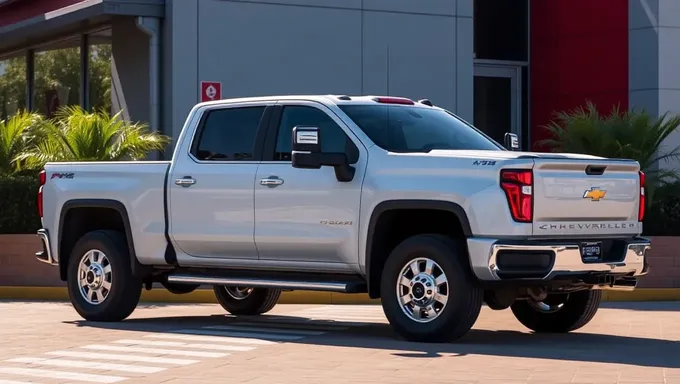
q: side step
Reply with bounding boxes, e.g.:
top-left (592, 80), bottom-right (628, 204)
top-left (166, 271), bottom-right (367, 293)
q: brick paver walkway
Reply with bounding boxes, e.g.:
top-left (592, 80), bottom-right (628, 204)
top-left (0, 301), bottom-right (678, 383)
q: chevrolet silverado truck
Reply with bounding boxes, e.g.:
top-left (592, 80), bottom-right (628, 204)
top-left (35, 95), bottom-right (650, 342)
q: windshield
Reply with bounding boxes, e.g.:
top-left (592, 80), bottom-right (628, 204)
top-left (339, 105), bottom-right (503, 152)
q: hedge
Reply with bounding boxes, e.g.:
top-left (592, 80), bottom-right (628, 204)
top-left (0, 173), bottom-right (41, 234)
top-left (643, 182), bottom-right (680, 236)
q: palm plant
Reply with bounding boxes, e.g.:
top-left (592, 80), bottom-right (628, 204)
top-left (538, 101), bottom-right (680, 203)
top-left (16, 106), bottom-right (170, 169)
top-left (0, 110), bottom-right (46, 174)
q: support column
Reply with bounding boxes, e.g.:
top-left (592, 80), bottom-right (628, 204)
top-left (25, 49), bottom-right (34, 111)
top-left (80, 34), bottom-right (90, 110)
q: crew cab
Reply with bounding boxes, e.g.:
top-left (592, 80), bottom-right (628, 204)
top-left (35, 95), bottom-right (650, 342)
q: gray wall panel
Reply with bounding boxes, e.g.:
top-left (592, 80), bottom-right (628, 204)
top-left (362, 10), bottom-right (458, 111)
top-left (198, 0), bottom-right (363, 98)
top-left (163, 0), bottom-right (473, 142)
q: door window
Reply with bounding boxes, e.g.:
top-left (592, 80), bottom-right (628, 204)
top-left (191, 106), bottom-right (266, 161)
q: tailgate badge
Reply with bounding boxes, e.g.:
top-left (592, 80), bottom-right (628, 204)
top-left (583, 187), bottom-right (607, 201)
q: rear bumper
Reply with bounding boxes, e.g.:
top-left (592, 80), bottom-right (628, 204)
top-left (467, 236), bottom-right (650, 284)
top-left (36, 229), bottom-right (57, 266)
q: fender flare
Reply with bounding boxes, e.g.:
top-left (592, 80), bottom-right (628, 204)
top-left (364, 199), bottom-right (472, 298)
top-left (58, 199), bottom-right (151, 280)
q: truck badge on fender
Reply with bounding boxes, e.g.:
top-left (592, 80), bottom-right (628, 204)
top-left (320, 220), bottom-right (352, 226)
top-left (583, 187), bottom-right (606, 201)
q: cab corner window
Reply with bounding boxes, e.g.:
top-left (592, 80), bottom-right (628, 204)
top-left (192, 106), bottom-right (266, 161)
top-left (274, 105), bottom-right (355, 161)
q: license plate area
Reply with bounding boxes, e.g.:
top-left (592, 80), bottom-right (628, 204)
top-left (580, 241), bottom-right (603, 263)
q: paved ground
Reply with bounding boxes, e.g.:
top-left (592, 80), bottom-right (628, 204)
top-left (0, 301), bottom-right (678, 384)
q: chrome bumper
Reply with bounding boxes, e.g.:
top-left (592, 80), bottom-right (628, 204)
top-left (467, 237), bottom-right (650, 282)
top-left (36, 229), bottom-right (57, 265)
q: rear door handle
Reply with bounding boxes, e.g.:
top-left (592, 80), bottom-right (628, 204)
top-left (259, 176), bottom-right (284, 187)
top-left (175, 176), bottom-right (196, 187)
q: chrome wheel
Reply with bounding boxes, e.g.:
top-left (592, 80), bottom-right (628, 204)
top-left (225, 287), bottom-right (254, 300)
top-left (397, 257), bottom-right (449, 323)
top-left (77, 249), bottom-right (112, 305)
top-left (528, 294), bottom-right (568, 313)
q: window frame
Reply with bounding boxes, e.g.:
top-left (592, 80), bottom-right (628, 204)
top-left (188, 103), bottom-right (274, 164)
top-left (261, 102), bottom-right (361, 163)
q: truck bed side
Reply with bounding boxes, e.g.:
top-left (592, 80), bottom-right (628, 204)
top-left (42, 161), bottom-right (171, 266)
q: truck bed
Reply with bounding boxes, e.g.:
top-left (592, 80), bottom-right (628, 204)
top-left (42, 161), bottom-right (171, 265)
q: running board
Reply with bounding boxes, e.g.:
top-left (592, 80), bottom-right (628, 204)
top-left (166, 273), bottom-right (367, 293)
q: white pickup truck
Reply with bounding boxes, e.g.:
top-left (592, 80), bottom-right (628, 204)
top-left (36, 95), bottom-right (650, 342)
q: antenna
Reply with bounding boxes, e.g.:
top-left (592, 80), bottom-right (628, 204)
top-left (386, 45), bottom-right (390, 96)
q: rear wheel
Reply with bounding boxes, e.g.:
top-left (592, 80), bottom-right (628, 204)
top-left (510, 289), bottom-right (602, 333)
top-left (380, 234), bottom-right (483, 343)
top-left (66, 230), bottom-right (142, 322)
top-left (213, 286), bottom-right (281, 315)
top-left (162, 282), bottom-right (200, 295)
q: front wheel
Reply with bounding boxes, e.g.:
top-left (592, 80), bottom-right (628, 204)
top-left (380, 234), bottom-right (483, 343)
top-left (213, 286), bottom-right (281, 315)
top-left (510, 289), bottom-right (602, 333)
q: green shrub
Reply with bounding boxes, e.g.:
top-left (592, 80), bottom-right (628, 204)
top-left (643, 181), bottom-right (680, 236)
top-left (539, 102), bottom-right (680, 207)
top-left (0, 173), bottom-right (41, 234)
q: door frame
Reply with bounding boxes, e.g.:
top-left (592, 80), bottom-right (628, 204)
top-left (473, 61), bottom-right (523, 143)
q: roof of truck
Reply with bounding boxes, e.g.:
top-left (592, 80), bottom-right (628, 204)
top-left (196, 95), bottom-right (438, 109)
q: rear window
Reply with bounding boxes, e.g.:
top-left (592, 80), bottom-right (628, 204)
top-left (339, 105), bottom-right (503, 152)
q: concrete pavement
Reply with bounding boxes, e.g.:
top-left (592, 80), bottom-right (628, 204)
top-left (0, 301), bottom-right (678, 383)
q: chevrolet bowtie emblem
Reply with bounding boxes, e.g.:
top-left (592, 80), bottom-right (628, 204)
top-left (583, 187), bottom-right (607, 201)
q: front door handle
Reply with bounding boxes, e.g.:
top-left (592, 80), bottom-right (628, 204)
top-left (175, 176), bottom-right (196, 187)
top-left (259, 176), bottom-right (284, 187)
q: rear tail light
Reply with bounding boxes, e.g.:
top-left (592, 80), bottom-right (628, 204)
top-left (638, 171), bottom-right (645, 221)
top-left (38, 170), bottom-right (46, 218)
top-left (500, 169), bottom-right (533, 223)
top-left (372, 97), bottom-right (414, 105)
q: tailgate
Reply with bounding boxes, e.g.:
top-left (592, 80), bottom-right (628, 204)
top-left (532, 158), bottom-right (641, 237)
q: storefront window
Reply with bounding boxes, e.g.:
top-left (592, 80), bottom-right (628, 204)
top-left (0, 54), bottom-right (27, 120)
top-left (33, 43), bottom-right (81, 118)
top-left (88, 29), bottom-right (112, 114)
top-left (474, 0), bottom-right (529, 62)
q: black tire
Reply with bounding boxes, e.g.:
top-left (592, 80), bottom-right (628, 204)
top-left (510, 289), bottom-right (602, 333)
top-left (484, 290), bottom-right (515, 311)
top-left (380, 234), bottom-right (483, 343)
top-left (213, 286), bottom-right (281, 315)
top-left (162, 282), bottom-right (200, 295)
top-left (66, 230), bottom-right (142, 322)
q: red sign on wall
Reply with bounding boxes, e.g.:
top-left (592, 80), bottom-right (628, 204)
top-left (200, 81), bottom-right (222, 102)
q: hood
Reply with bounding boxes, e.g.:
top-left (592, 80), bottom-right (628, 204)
top-left (390, 149), bottom-right (609, 161)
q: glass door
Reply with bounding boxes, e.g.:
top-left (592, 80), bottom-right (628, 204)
top-left (473, 63), bottom-right (522, 146)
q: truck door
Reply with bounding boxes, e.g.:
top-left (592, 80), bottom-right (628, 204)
top-left (254, 101), bottom-right (367, 269)
top-left (168, 103), bottom-right (271, 260)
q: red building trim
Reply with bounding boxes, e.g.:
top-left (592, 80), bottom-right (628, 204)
top-left (0, 0), bottom-right (84, 28)
top-left (529, 0), bottom-right (629, 151)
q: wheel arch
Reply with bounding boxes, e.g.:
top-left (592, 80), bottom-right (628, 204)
top-left (58, 199), bottom-right (150, 281)
top-left (364, 199), bottom-right (472, 299)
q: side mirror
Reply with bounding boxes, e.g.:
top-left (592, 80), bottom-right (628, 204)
top-left (291, 126), bottom-right (355, 182)
top-left (292, 126), bottom-right (321, 153)
top-left (504, 133), bottom-right (520, 151)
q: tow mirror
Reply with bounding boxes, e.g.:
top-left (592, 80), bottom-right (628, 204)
top-left (504, 133), bottom-right (520, 151)
top-left (291, 126), bottom-right (355, 182)
top-left (292, 126), bottom-right (321, 153)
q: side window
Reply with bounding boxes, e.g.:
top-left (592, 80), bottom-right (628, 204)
top-left (274, 106), bottom-right (354, 161)
top-left (192, 106), bottom-right (266, 161)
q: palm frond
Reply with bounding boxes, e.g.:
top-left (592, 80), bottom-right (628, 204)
top-left (16, 106), bottom-right (170, 169)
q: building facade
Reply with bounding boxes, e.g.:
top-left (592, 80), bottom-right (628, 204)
top-left (0, 0), bottom-right (674, 159)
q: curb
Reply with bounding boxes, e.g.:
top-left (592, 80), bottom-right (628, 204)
top-left (0, 286), bottom-right (679, 303)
